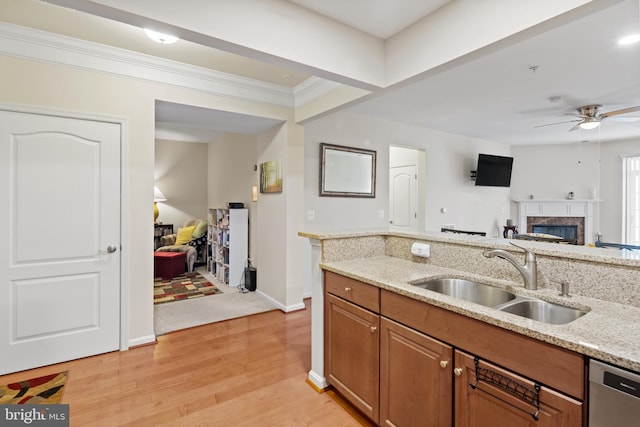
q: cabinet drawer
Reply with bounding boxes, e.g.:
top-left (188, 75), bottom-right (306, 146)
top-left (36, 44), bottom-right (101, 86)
top-left (324, 270), bottom-right (380, 313)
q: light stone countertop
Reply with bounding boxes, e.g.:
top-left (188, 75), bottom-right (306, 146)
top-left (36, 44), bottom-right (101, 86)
top-left (301, 228), bottom-right (640, 267)
top-left (321, 255), bottom-right (640, 373)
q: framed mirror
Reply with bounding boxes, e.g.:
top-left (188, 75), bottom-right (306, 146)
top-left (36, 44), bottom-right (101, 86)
top-left (320, 143), bottom-right (376, 197)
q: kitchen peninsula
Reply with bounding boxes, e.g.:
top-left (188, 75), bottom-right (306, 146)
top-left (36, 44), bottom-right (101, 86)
top-left (300, 229), bottom-right (640, 425)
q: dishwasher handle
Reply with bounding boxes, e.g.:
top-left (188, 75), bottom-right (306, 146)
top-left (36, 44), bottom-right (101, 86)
top-left (590, 359), bottom-right (640, 400)
top-left (603, 371), bottom-right (640, 399)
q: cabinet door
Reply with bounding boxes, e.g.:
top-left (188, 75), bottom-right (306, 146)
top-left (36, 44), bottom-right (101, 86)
top-left (454, 350), bottom-right (582, 427)
top-left (325, 292), bottom-right (380, 424)
top-left (380, 317), bottom-right (453, 427)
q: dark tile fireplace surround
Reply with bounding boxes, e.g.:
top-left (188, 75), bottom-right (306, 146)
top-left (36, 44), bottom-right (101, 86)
top-left (526, 216), bottom-right (585, 245)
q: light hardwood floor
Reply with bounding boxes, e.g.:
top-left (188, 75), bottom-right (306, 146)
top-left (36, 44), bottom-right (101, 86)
top-left (0, 300), bottom-right (374, 426)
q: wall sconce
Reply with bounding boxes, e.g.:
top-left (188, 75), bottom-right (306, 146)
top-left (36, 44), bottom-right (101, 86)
top-left (252, 185), bottom-right (258, 202)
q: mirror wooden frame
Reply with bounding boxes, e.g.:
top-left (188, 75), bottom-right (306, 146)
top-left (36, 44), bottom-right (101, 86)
top-left (319, 143), bottom-right (376, 198)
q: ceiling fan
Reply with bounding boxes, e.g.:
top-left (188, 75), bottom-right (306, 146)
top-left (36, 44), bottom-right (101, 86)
top-left (535, 104), bottom-right (640, 131)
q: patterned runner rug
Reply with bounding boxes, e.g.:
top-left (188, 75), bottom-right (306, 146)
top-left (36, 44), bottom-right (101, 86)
top-left (0, 371), bottom-right (68, 404)
top-left (154, 272), bottom-right (223, 305)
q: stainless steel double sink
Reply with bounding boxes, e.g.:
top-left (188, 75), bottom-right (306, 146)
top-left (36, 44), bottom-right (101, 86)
top-left (412, 278), bottom-right (588, 325)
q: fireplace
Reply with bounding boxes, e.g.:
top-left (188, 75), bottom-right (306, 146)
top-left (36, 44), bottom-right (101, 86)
top-left (516, 199), bottom-right (596, 245)
top-left (532, 224), bottom-right (578, 243)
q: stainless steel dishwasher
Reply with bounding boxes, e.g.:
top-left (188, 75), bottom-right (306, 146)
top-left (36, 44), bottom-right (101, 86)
top-left (589, 359), bottom-right (640, 426)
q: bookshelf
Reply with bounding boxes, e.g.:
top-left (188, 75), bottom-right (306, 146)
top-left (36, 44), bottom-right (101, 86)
top-left (207, 208), bottom-right (248, 286)
top-left (154, 224), bottom-right (173, 249)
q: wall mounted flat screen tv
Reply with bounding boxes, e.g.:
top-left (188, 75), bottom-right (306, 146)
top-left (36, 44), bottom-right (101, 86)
top-left (475, 154), bottom-right (513, 187)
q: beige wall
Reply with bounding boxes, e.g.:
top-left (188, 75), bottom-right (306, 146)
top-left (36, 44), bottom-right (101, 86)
top-left (207, 132), bottom-right (259, 259)
top-left (155, 139), bottom-right (208, 228)
top-left (256, 124), bottom-right (306, 310)
top-left (0, 53), bottom-right (300, 345)
top-left (207, 133), bottom-right (257, 209)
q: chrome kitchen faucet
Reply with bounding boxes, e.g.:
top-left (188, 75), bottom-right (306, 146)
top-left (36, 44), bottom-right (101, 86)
top-left (483, 242), bottom-right (538, 290)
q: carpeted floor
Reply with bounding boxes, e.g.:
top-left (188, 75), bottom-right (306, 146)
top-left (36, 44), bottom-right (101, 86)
top-left (154, 272), bottom-right (223, 305)
top-left (0, 371), bottom-right (68, 404)
top-left (154, 267), bottom-right (278, 336)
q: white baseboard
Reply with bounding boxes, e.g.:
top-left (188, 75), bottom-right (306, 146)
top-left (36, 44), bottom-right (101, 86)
top-left (308, 370), bottom-right (327, 390)
top-left (128, 334), bottom-right (156, 348)
top-left (256, 290), bottom-right (306, 312)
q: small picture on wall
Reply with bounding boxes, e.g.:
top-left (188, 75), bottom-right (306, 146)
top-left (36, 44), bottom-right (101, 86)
top-left (260, 160), bottom-right (283, 193)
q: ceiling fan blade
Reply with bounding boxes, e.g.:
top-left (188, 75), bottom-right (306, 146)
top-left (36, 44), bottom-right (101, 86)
top-left (601, 106), bottom-right (640, 118)
top-left (569, 123), bottom-right (581, 132)
top-left (607, 116), bottom-right (640, 122)
top-left (534, 119), bottom-right (581, 128)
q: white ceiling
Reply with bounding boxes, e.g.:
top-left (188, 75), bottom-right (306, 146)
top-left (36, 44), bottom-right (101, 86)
top-left (349, 0), bottom-right (640, 145)
top-left (155, 101), bottom-right (284, 142)
top-left (287, 0), bottom-right (451, 39)
top-left (6, 0), bottom-right (640, 145)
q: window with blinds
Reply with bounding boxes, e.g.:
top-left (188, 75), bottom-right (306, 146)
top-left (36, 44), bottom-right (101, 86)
top-left (623, 155), bottom-right (640, 245)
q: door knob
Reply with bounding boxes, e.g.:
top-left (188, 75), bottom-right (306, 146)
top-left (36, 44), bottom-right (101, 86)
top-left (454, 368), bottom-right (463, 376)
top-left (370, 326), bottom-right (377, 333)
top-left (440, 360), bottom-right (449, 368)
top-left (98, 245), bottom-right (118, 254)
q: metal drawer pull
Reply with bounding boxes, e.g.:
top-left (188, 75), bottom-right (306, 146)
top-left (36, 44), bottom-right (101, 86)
top-left (370, 326), bottom-right (377, 333)
top-left (344, 287), bottom-right (352, 293)
top-left (440, 360), bottom-right (448, 368)
top-left (469, 356), bottom-right (541, 421)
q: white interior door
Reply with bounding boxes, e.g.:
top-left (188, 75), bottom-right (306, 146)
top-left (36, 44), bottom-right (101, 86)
top-left (0, 109), bottom-right (121, 375)
top-left (389, 165), bottom-right (417, 230)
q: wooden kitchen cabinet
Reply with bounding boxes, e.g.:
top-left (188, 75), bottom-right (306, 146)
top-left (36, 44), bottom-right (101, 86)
top-left (324, 272), bottom-right (585, 427)
top-left (380, 317), bottom-right (453, 427)
top-left (325, 291), bottom-right (380, 423)
top-left (454, 350), bottom-right (582, 427)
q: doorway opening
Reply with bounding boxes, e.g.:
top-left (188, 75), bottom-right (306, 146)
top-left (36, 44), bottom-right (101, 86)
top-left (389, 146), bottom-right (426, 232)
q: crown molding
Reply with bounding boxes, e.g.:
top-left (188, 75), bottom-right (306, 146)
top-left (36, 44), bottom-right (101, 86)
top-left (293, 76), bottom-right (342, 107)
top-left (0, 22), bottom-right (343, 109)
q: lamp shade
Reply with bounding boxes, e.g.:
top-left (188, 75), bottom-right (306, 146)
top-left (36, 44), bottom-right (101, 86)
top-left (154, 186), bottom-right (167, 202)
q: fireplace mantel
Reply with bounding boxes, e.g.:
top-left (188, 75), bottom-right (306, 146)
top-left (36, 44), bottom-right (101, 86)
top-left (513, 199), bottom-right (597, 245)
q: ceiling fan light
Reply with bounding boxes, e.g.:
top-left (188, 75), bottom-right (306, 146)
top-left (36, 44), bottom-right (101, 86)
top-left (144, 29), bottom-right (178, 44)
top-left (579, 120), bottom-right (600, 130)
top-left (618, 34), bottom-right (640, 45)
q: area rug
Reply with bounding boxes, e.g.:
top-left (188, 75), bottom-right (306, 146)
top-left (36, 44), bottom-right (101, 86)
top-left (154, 272), bottom-right (223, 305)
top-left (0, 371), bottom-right (68, 404)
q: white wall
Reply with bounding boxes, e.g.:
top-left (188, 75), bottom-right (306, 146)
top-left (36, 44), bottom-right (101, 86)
top-left (510, 142), bottom-right (601, 239)
top-left (511, 142), bottom-right (600, 201)
top-left (303, 111), bottom-right (512, 236)
top-left (511, 138), bottom-right (640, 243)
top-left (154, 139), bottom-right (209, 228)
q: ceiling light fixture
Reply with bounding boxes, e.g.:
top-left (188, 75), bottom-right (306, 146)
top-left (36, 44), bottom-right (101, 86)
top-left (579, 118), bottom-right (600, 130)
top-left (144, 29), bottom-right (178, 44)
